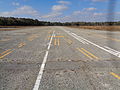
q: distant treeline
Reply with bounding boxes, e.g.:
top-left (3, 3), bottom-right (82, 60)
top-left (0, 17), bottom-right (60, 26)
top-left (0, 17), bottom-right (120, 26)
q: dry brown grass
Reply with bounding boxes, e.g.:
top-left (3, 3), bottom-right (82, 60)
top-left (70, 26), bottom-right (120, 31)
top-left (0, 28), bottom-right (21, 31)
top-left (0, 26), bottom-right (42, 31)
top-left (0, 26), bottom-right (24, 28)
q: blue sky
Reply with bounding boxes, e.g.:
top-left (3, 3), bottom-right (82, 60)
top-left (0, 0), bottom-right (120, 22)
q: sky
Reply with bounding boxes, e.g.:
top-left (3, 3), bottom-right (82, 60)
top-left (0, 0), bottom-right (120, 22)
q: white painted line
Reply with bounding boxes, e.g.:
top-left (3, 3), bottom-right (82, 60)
top-left (64, 30), bottom-right (89, 44)
top-left (104, 46), bottom-right (120, 56)
top-left (61, 27), bottom-right (120, 58)
top-left (33, 31), bottom-right (55, 90)
top-left (71, 33), bottom-right (87, 44)
top-left (104, 46), bottom-right (120, 54)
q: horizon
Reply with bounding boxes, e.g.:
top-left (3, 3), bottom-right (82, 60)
top-left (0, 0), bottom-right (120, 22)
top-left (1, 16), bottom-right (120, 23)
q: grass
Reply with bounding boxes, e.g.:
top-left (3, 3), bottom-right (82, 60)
top-left (1, 26), bottom-right (120, 31)
top-left (0, 26), bottom-right (42, 31)
top-left (70, 26), bottom-right (120, 31)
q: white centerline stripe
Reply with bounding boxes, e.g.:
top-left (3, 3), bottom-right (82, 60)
top-left (33, 31), bottom-right (55, 90)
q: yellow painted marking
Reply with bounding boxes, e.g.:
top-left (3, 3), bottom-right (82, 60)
top-left (19, 43), bottom-right (22, 47)
top-left (18, 42), bottom-right (26, 48)
top-left (54, 39), bottom-right (57, 45)
top-left (68, 39), bottom-right (72, 44)
top-left (56, 36), bottom-right (64, 37)
top-left (46, 35), bottom-right (50, 40)
top-left (27, 34), bottom-right (39, 41)
top-left (49, 36), bottom-right (64, 38)
top-left (81, 48), bottom-right (99, 59)
top-left (110, 38), bottom-right (120, 42)
top-left (0, 49), bottom-right (12, 55)
top-left (77, 48), bottom-right (93, 59)
top-left (48, 31), bottom-right (50, 33)
top-left (65, 38), bottom-right (72, 45)
top-left (110, 72), bottom-right (120, 80)
top-left (100, 35), bottom-right (120, 42)
top-left (29, 39), bottom-right (34, 41)
top-left (0, 50), bottom-right (14, 59)
top-left (58, 38), bottom-right (60, 46)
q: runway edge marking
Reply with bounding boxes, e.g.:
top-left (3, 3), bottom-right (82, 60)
top-left (33, 31), bottom-right (55, 90)
top-left (61, 27), bottom-right (120, 58)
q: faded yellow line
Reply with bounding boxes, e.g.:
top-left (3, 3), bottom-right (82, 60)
top-left (77, 48), bottom-right (93, 59)
top-left (46, 33), bottom-right (52, 40)
top-left (58, 38), bottom-right (60, 46)
top-left (100, 35), bottom-right (120, 42)
top-left (48, 31), bottom-right (51, 33)
top-left (64, 38), bottom-right (72, 45)
top-left (0, 49), bottom-right (12, 55)
top-left (0, 50), bottom-right (14, 59)
top-left (47, 35), bottom-right (51, 40)
top-left (49, 36), bottom-right (64, 38)
top-left (55, 36), bottom-right (64, 37)
top-left (18, 43), bottom-right (22, 47)
top-left (110, 38), bottom-right (120, 42)
top-left (110, 72), bottom-right (120, 80)
top-left (67, 39), bottom-right (72, 44)
top-left (81, 48), bottom-right (99, 59)
top-left (18, 42), bottom-right (26, 48)
top-left (29, 38), bottom-right (34, 41)
top-left (48, 31), bottom-right (52, 34)
top-left (27, 34), bottom-right (39, 41)
top-left (54, 38), bottom-right (57, 45)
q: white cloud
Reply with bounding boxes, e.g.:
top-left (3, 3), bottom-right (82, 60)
top-left (93, 12), bottom-right (120, 17)
top-left (58, 1), bottom-right (71, 5)
top-left (93, 12), bottom-right (105, 16)
top-left (84, 7), bottom-right (97, 11)
top-left (72, 7), bottom-right (96, 16)
top-left (41, 12), bottom-right (62, 18)
top-left (57, 10), bottom-right (108, 22)
top-left (92, 0), bottom-right (107, 2)
top-left (12, 2), bottom-right (20, 6)
top-left (40, 10), bottom-right (120, 22)
top-left (116, 12), bottom-right (120, 15)
top-left (0, 5), bottom-right (39, 17)
top-left (41, 4), bottom-right (68, 19)
top-left (73, 11), bottom-right (82, 15)
top-left (52, 5), bottom-right (68, 12)
top-left (40, 0), bottom-right (70, 20)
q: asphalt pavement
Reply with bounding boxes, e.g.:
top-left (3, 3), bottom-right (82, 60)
top-left (0, 26), bottom-right (120, 90)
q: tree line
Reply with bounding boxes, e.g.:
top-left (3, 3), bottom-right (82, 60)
top-left (0, 17), bottom-right (120, 26)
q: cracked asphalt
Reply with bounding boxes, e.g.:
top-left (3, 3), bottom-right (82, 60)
top-left (0, 26), bottom-right (120, 90)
